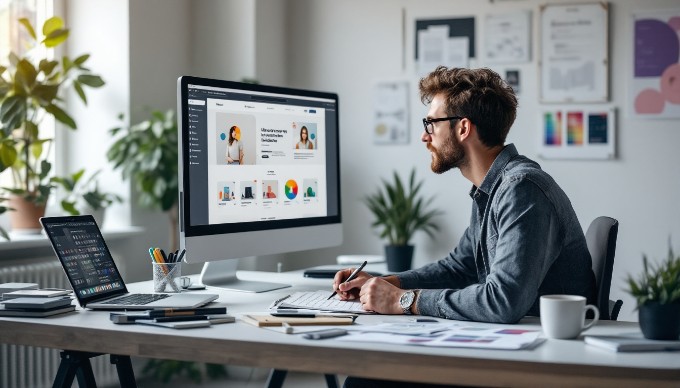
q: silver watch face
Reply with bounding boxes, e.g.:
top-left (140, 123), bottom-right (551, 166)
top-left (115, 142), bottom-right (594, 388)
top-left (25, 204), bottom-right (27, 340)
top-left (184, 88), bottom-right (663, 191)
top-left (400, 291), bottom-right (415, 309)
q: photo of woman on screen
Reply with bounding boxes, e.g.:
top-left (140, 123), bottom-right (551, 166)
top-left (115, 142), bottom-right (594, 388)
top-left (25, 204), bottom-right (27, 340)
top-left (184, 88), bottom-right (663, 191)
top-left (295, 126), bottom-right (314, 150)
top-left (226, 125), bottom-right (244, 164)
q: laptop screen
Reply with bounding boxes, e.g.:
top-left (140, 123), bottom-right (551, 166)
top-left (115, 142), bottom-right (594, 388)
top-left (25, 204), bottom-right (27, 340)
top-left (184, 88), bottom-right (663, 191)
top-left (41, 215), bottom-right (128, 305)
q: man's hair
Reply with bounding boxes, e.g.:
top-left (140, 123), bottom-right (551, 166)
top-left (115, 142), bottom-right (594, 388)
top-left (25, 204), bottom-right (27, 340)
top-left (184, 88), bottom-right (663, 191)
top-left (419, 67), bottom-right (518, 147)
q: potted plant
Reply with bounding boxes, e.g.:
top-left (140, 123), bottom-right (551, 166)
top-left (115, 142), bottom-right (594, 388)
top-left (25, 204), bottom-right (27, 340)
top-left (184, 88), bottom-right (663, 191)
top-left (107, 110), bottom-right (179, 249)
top-left (364, 168), bottom-right (441, 272)
top-left (0, 16), bottom-right (104, 233)
top-left (52, 169), bottom-right (122, 226)
top-left (627, 244), bottom-right (680, 340)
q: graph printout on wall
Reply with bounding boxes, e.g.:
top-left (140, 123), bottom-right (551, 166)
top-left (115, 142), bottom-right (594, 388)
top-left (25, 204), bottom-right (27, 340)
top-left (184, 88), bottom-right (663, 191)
top-left (630, 10), bottom-right (680, 119)
top-left (538, 107), bottom-right (616, 160)
top-left (539, 2), bottom-right (609, 103)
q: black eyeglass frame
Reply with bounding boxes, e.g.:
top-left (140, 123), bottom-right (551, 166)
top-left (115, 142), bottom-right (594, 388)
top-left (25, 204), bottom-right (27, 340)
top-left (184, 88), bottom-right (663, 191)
top-left (422, 116), bottom-right (463, 134)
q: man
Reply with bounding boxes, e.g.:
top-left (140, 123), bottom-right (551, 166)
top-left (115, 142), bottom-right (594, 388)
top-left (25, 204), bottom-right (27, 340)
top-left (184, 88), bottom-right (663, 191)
top-left (333, 67), bottom-right (595, 324)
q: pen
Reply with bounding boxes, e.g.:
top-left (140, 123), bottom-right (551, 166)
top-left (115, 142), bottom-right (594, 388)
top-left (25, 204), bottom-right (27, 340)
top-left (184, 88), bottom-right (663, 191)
top-left (149, 248), bottom-right (157, 263)
top-left (153, 248), bottom-right (165, 263)
top-left (303, 328), bottom-right (348, 340)
top-left (282, 322), bottom-right (294, 334)
top-left (327, 260), bottom-right (368, 300)
top-left (177, 249), bottom-right (186, 263)
top-left (154, 315), bottom-right (209, 323)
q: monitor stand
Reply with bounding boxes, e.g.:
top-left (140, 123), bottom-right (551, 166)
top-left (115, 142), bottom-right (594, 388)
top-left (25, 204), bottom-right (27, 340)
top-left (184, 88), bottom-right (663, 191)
top-left (198, 260), bottom-right (290, 293)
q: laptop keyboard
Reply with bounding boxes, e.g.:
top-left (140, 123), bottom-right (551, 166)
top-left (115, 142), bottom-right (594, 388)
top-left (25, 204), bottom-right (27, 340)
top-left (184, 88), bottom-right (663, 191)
top-left (100, 293), bottom-right (171, 305)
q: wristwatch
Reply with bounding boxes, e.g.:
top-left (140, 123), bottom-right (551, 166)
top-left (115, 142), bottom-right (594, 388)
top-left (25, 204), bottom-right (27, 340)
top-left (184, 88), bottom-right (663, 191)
top-left (399, 290), bottom-right (416, 315)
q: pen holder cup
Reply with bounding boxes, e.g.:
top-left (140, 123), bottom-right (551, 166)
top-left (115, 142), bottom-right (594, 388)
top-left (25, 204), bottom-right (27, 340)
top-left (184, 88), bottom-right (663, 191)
top-left (153, 262), bottom-right (182, 293)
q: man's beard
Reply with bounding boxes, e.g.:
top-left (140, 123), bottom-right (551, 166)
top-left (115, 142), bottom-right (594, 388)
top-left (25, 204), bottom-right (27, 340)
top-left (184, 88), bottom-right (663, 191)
top-left (427, 135), bottom-right (466, 174)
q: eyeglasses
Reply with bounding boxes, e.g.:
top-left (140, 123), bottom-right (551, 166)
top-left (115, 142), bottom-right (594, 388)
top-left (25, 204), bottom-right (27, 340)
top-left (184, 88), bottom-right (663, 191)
top-left (422, 116), bottom-right (463, 134)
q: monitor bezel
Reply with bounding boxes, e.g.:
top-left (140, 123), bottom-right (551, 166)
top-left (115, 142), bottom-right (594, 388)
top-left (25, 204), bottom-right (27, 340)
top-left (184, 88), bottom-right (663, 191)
top-left (178, 76), bottom-right (342, 238)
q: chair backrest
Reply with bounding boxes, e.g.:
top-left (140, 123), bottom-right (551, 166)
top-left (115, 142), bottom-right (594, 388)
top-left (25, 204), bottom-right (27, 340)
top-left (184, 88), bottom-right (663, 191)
top-left (585, 216), bottom-right (619, 320)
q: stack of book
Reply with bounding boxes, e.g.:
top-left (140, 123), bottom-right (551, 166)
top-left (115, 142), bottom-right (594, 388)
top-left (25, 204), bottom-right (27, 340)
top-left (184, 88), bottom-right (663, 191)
top-left (0, 287), bottom-right (75, 317)
top-left (0, 282), bottom-right (39, 294)
top-left (110, 305), bottom-right (233, 329)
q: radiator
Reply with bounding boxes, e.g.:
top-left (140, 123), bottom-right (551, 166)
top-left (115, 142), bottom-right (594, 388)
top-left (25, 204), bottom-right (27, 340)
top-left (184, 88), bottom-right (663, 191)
top-left (0, 258), bottom-right (118, 388)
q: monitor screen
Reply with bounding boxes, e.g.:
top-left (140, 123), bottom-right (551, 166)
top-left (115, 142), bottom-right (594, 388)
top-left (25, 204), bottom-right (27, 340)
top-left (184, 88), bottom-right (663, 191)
top-left (177, 76), bottom-right (342, 291)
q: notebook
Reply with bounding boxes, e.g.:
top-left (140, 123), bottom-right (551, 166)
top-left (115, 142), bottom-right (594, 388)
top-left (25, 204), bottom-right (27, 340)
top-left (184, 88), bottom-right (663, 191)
top-left (584, 335), bottom-right (680, 352)
top-left (40, 215), bottom-right (218, 310)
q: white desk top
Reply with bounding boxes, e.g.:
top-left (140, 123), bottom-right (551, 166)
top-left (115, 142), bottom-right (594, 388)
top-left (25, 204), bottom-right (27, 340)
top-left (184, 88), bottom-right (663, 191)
top-left (0, 269), bottom-right (678, 386)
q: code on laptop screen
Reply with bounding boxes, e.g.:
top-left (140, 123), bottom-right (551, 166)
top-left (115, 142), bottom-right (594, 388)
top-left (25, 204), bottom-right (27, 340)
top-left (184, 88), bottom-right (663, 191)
top-left (43, 220), bottom-right (125, 298)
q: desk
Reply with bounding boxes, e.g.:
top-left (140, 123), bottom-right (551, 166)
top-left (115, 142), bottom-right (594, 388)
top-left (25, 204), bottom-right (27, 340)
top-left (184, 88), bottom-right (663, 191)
top-left (1, 270), bottom-right (679, 387)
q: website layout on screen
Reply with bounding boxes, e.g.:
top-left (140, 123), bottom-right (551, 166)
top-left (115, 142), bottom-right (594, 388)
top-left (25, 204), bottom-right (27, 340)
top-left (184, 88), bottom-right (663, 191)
top-left (185, 84), bottom-right (334, 226)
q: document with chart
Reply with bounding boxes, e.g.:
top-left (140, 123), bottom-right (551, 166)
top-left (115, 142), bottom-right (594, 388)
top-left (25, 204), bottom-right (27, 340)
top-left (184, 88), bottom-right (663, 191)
top-left (271, 290), bottom-right (371, 314)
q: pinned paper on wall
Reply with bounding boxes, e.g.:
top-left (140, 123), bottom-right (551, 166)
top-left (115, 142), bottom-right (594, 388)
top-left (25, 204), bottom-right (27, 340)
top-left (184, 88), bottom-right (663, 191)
top-left (415, 17), bottom-right (475, 76)
top-left (373, 81), bottom-right (409, 145)
top-left (630, 10), bottom-right (680, 119)
top-left (539, 3), bottom-right (608, 103)
top-left (538, 106), bottom-right (616, 160)
top-left (484, 11), bottom-right (531, 63)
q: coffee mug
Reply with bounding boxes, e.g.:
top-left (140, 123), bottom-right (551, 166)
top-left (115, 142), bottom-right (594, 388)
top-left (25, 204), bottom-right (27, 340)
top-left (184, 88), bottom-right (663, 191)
top-left (540, 295), bottom-right (599, 339)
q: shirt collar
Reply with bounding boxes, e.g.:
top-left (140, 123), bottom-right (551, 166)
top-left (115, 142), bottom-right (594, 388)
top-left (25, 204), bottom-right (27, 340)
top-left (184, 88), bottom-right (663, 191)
top-left (469, 143), bottom-right (518, 198)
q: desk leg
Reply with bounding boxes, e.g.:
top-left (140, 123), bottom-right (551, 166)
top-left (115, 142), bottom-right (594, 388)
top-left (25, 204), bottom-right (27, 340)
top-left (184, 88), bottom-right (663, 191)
top-left (53, 351), bottom-right (100, 388)
top-left (110, 354), bottom-right (138, 388)
top-left (324, 374), bottom-right (339, 388)
top-left (266, 369), bottom-right (288, 388)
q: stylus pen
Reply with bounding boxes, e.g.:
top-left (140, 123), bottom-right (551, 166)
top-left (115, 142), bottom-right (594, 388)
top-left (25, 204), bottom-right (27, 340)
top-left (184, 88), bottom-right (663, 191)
top-left (303, 328), bottom-right (348, 340)
top-left (327, 260), bottom-right (368, 300)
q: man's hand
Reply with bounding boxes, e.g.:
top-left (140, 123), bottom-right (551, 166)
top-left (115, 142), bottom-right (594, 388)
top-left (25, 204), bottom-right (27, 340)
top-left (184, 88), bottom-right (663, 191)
top-left (358, 277), bottom-right (404, 314)
top-left (332, 268), bottom-right (373, 300)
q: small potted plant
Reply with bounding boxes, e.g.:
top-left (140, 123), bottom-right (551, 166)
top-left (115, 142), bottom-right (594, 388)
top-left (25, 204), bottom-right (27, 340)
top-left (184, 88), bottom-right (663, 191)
top-left (364, 168), bottom-right (441, 272)
top-left (626, 244), bottom-right (680, 340)
top-left (52, 169), bottom-right (121, 226)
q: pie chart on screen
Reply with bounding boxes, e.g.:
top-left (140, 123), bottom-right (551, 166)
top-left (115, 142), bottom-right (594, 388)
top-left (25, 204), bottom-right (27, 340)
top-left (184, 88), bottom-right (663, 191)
top-left (284, 180), bottom-right (298, 200)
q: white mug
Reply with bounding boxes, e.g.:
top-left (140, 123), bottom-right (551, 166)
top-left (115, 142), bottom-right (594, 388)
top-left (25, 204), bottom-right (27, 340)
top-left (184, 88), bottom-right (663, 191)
top-left (540, 295), bottom-right (599, 339)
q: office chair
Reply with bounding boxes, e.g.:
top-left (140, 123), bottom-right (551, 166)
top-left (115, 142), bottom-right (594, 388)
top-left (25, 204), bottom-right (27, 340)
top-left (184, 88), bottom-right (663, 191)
top-left (586, 216), bottom-right (623, 321)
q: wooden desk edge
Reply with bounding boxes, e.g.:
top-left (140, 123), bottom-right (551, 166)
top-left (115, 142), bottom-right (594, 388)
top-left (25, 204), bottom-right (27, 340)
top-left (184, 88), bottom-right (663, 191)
top-left (1, 320), bottom-right (678, 387)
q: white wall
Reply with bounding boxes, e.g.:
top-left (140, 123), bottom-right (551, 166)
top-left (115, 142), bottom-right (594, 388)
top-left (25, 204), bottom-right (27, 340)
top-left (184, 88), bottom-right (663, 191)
top-left (280, 0), bottom-right (680, 322)
top-left (54, 0), bottom-right (680, 321)
top-left (62, 0), bottom-right (130, 229)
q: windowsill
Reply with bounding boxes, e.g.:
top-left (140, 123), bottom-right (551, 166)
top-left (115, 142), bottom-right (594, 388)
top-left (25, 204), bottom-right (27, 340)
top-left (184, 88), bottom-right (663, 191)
top-left (0, 226), bottom-right (144, 252)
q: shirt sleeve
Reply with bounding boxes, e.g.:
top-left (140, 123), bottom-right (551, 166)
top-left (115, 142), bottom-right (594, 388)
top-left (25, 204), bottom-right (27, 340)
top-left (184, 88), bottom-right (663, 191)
top-left (397, 211), bottom-right (478, 291)
top-left (405, 177), bottom-right (562, 323)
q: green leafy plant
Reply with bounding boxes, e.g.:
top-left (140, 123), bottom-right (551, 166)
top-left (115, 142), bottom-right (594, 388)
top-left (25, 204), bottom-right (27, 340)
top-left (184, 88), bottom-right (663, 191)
top-left (627, 244), bottom-right (680, 308)
top-left (107, 109), bottom-right (179, 247)
top-left (364, 168), bottom-right (441, 246)
top-left (52, 169), bottom-right (121, 215)
top-left (0, 16), bottom-right (104, 235)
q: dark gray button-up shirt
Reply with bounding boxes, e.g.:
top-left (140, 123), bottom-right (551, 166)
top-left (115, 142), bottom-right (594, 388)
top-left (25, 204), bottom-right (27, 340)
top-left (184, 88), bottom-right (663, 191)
top-left (397, 144), bottom-right (595, 323)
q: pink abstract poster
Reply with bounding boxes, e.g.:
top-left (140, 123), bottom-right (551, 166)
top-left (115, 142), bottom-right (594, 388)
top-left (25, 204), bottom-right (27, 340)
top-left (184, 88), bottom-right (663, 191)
top-left (632, 11), bottom-right (680, 118)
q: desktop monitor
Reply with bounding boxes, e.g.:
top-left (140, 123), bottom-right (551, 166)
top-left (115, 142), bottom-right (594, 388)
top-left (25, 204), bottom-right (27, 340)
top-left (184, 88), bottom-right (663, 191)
top-left (177, 76), bottom-right (342, 292)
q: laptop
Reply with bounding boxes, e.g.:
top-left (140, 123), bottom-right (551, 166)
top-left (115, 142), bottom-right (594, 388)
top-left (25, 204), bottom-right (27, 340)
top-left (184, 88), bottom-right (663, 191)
top-left (40, 215), bottom-right (218, 310)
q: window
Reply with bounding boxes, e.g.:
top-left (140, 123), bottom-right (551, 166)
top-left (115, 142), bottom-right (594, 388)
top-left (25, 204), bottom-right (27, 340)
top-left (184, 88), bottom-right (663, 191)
top-left (0, 0), bottom-right (56, 191)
